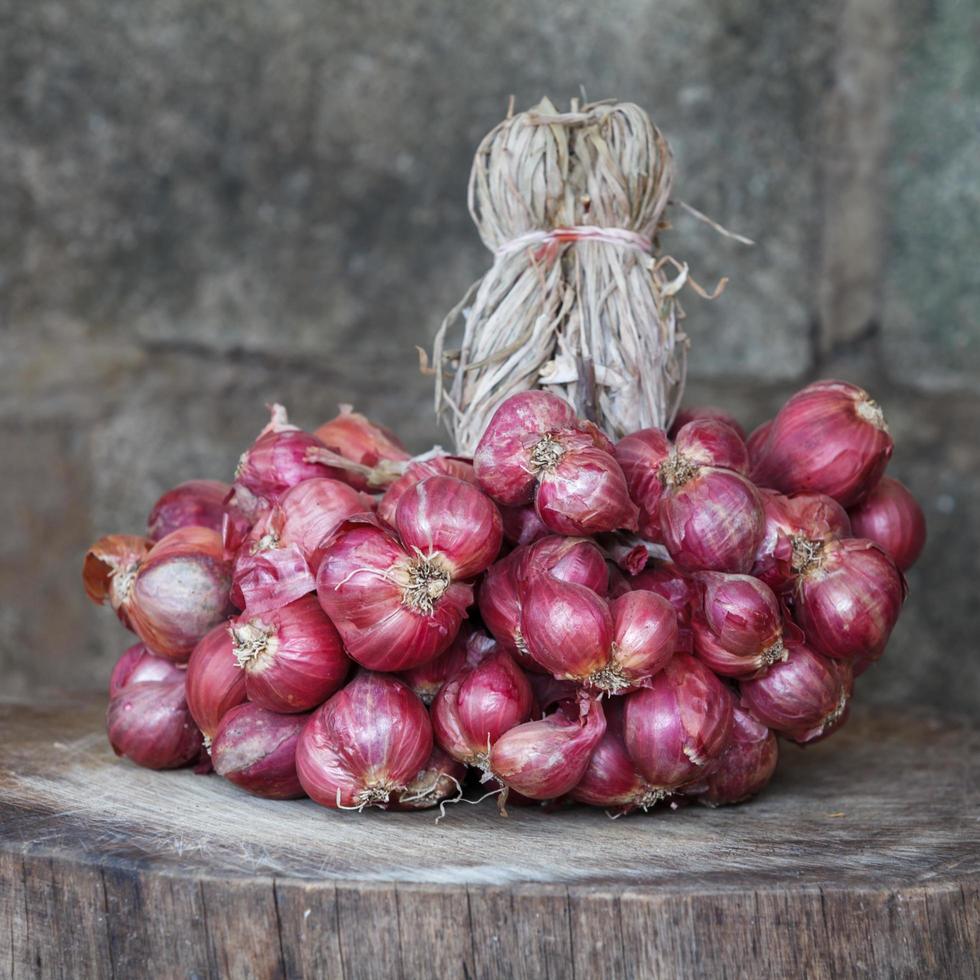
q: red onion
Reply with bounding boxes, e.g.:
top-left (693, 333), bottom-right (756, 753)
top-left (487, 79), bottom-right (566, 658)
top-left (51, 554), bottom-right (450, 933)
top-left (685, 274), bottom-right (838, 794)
top-left (147, 480), bottom-right (229, 542)
top-left (519, 536), bottom-right (609, 595)
top-left (751, 380), bottom-right (893, 506)
top-left (608, 590), bottom-right (678, 686)
top-left (276, 478), bottom-right (371, 565)
top-left (231, 595), bottom-right (349, 712)
top-left (671, 405), bottom-right (746, 440)
top-left (499, 504), bottom-right (550, 546)
top-left (534, 441), bottom-right (639, 536)
top-left (752, 490), bottom-right (851, 592)
top-left (235, 404), bottom-right (337, 501)
top-left (109, 642), bottom-right (185, 698)
top-left (623, 654), bottom-right (733, 790)
top-left (659, 465), bottom-right (765, 574)
top-left (746, 419), bottom-right (772, 466)
top-left (389, 748), bottom-right (467, 810)
top-left (694, 704), bottom-right (778, 806)
top-left (473, 390), bottom-right (581, 505)
top-left (316, 516), bottom-right (472, 671)
top-left (377, 456), bottom-right (476, 527)
top-left (107, 679), bottom-right (202, 770)
top-left (397, 627), bottom-right (470, 704)
top-left (630, 563), bottom-right (697, 628)
top-left (477, 550), bottom-right (527, 660)
top-left (571, 699), bottom-right (664, 812)
top-left (673, 418), bottom-right (750, 474)
top-left (395, 475), bottom-right (503, 579)
top-left (221, 481), bottom-right (268, 559)
top-left (313, 405), bottom-right (410, 492)
top-left (83, 534), bottom-right (153, 630)
top-left (848, 476), bottom-right (926, 571)
top-left (489, 696), bottom-right (607, 800)
top-left (210, 702), bottom-right (307, 799)
top-left (431, 640), bottom-right (532, 769)
top-left (615, 428), bottom-right (671, 540)
top-left (793, 537), bottom-right (906, 663)
top-left (296, 672), bottom-right (433, 809)
top-left (185, 624), bottom-right (247, 741)
top-left (740, 638), bottom-right (852, 744)
top-left (691, 572), bottom-right (789, 678)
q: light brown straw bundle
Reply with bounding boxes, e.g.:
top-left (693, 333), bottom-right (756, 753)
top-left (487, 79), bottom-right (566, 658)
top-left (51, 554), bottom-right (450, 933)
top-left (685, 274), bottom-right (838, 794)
top-left (433, 97), bottom-right (732, 455)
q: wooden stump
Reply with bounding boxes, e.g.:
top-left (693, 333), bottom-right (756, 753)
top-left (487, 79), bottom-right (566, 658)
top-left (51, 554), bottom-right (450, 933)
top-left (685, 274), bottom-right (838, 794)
top-left (1, 696), bottom-right (977, 979)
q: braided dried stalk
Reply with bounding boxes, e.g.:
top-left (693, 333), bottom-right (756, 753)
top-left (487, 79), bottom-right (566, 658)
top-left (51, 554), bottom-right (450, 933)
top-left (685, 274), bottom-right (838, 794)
top-left (433, 97), bottom-right (694, 455)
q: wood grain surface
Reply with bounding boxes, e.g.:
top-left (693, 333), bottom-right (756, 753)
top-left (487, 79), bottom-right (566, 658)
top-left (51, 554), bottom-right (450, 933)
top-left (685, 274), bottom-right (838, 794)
top-left (1, 696), bottom-right (977, 979)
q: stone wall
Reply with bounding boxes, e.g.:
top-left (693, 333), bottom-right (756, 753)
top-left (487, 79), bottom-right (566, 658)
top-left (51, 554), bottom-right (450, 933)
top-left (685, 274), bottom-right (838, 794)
top-left (2, 0), bottom-right (977, 711)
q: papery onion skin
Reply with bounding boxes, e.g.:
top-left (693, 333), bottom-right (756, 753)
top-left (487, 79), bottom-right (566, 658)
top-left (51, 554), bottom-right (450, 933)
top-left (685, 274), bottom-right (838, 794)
top-left (431, 643), bottom-right (533, 767)
top-left (210, 702), bottom-right (307, 799)
top-left (395, 475), bottom-right (503, 579)
top-left (106, 679), bottom-right (203, 770)
top-left (148, 480), bottom-right (230, 542)
top-left (671, 406), bottom-right (747, 440)
top-left (296, 672), bottom-right (433, 809)
top-left (277, 478), bottom-right (371, 566)
top-left (518, 536), bottom-right (609, 596)
top-left (127, 527), bottom-right (235, 662)
top-left (696, 572), bottom-right (784, 660)
top-left (82, 534), bottom-right (154, 630)
top-left (313, 405), bottom-right (410, 492)
top-left (631, 563), bottom-right (697, 627)
top-left (794, 538), bottom-right (905, 662)
top-left (746, 420), bottom-right (772, 466)
top-left (231, 538), bottom-right (316, 615)
top-left (615, 428), bottom-right (671, 541)
top-left (694, 704), bottom-right (778, 806)
top-left (751, 380), bottom-right (893, 507)
top-left (473, 390), bottom-right (579, 506)
top-left (659, 468), bottom-right (765, 574)
top-left (389, 747), bottom-right (467, 810)
top-left (609, 590), bottom-right (678, 686)
top-left (377, 456), bottom-right (476, 528)
top-left (489, 697), bottom-right (607, 800)
top-left (231, 595), bottom-right (350, 713)
top-left (848, 476), bottom-right (926, 572)
top-left (572, 698), bottom-right (663, 811)
top-left (109, 642), bottom-right (186, 698)
top-left (185, 624), bottom-right (248, 740)
top-left (623, 654), bottom-right (733, 790)
top-left (397, 628), bottom-right (470, 705)
top-left (534, 446), bottom-right (640, 536)
top-left (477, 550), bottom-right (526, 659)
top-left (520, 576), bottom-right (614, 685)
top-left (740, 639), bottom-right (853, 744)
top-left (316, 517), bottom-right (473, 671)
top-left (673, 418), bottom-right (750, 475)
top-left (221, 482), bottom-right (268, 559)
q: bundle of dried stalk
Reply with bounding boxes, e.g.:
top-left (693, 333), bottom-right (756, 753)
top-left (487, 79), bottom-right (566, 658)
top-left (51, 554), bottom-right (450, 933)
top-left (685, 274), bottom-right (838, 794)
top-left (433, 97), bottom-right (726, 455)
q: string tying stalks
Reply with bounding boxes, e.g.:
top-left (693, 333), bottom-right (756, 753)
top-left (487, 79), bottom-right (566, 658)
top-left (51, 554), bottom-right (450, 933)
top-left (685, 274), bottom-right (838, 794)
top-left (433, 96), bottom-right (746, 454)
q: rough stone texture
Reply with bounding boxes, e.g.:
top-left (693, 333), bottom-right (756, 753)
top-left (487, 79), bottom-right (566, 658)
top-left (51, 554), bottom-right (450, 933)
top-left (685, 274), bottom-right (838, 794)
top-left (882, 0), bottom-right (980, 389)
top-left (0, 1), bottom-right (977, 712)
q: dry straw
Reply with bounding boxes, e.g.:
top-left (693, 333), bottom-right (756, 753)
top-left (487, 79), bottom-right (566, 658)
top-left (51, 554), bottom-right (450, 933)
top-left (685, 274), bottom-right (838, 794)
top-left (432, 96), bottom-right (745, 455)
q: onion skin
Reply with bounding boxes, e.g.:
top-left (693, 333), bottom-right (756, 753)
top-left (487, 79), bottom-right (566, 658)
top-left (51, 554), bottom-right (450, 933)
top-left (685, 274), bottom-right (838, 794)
top-left (109, 642), bottom-right (185, 698)
top-left (794, 538), bottom-right (906, 662)
top-left (490, 697), bottom-right (607, 800)
top-left (623, 654), bottom-right (733, 790)
top-left (631, 563), bottom-right (697, 627)
top-left (535, 445), bottom-right (640, 536)
top-left (673, 418), bottom-right (750, 475)
top-left (210, 702), bottom-right (307, 799)
top-left (571, 698), bottom-right (663, 812)
top-left (126, 527), bottom-right (235, 662)
top-left (314, 406), bottom-right (410, 492)
top-left (221, 482), bottom-right (268, 559)
top-left (296, 672), bottom-right (433, 809)
top-left (751, 380), bottom-right (893, 507)
top-left (740, 639), bottom-right (853, 744)
top-left (378, 457), bottom-right (476, 527)
top-left (474, 390), bottom-right (580, 506)
top-left (106, 679), bottom-right (203, 770)
top-left (693, 704), bottom-right (778, 806)
top-left (671, 406), bottom-right (747, 440)
top-left (746, 420), bottom-right (772, 466)
top-left (478, 550), bottom-right (526, 659)
top-left (185, 624), bottom-right (247, 740)
top-left (397, 628), bottom-right (470, 705)
top-left (147, 480), bottom-right (229, 542)
top-left (609, 590), bottom-right (678, 686)
top-left (518, 536), bottom-right (609, 596)
top-left (277, 478), bottom-right (371, 566)
top-left (316, 516), bottom-right (473, 671)
top-left (389, 748), bottom-right (467, 810)
top-left (499, 504), bottom-right (550, 546)
top-left (82, 534), bottom-right (154, 630)
top-left (848, 476), bottom-right (926, 572)
top-left (431, 642), bottom-right (532, 767)
top-left (395, 476), bottom-right (503, 580)
top-left (660, 468), bottom-right (765, 574)
top-left (615, 428), bottom-right (671, 541)
top-left (231, 595), bottom-right (350, 713)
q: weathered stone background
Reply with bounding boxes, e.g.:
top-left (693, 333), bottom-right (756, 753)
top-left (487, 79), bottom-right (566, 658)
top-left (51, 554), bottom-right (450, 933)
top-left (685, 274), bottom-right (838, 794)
top-left (2, 0), bottom-right (977, 712)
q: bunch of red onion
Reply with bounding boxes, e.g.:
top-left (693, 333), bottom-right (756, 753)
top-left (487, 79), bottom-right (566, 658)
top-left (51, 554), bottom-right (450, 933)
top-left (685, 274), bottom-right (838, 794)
top-left (85, 380), bottom-right (921, 814)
